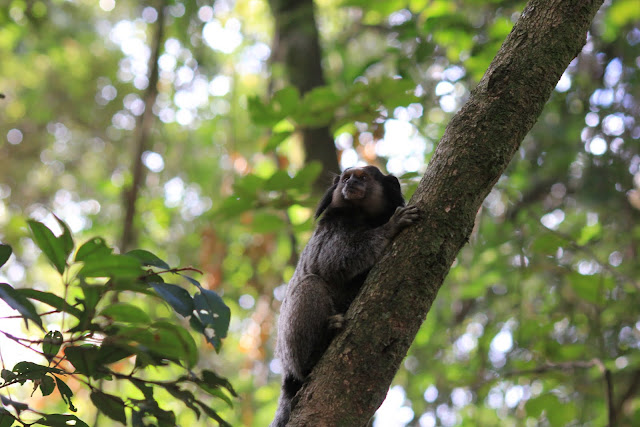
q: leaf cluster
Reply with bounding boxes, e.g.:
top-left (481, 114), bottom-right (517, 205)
top-left (0, 219), bottom-right (234, 426)
top-left (249, 78), bottom-right (420, 149)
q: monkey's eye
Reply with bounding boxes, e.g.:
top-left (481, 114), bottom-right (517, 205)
top-left (342, 176), bottom-right (349, 182)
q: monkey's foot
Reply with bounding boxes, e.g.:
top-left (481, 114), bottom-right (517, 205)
top-left (328, 314), bottom-right (345, 330)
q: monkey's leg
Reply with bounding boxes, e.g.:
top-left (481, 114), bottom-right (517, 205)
top-left (279, 274), bottom-right (335, 380)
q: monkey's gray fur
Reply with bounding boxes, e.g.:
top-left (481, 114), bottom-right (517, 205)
top-left (271, 166), bottom-right (419, 426)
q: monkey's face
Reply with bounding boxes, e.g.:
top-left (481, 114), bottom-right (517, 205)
top-left (331, 167), bottom-right (385, 212)
top-left (315, 165), bottom-right (403, 222)
top-left (338, 169), bottom-right (368, 200)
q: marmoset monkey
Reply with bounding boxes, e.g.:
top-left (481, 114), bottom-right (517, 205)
top-left (271, 166), bottom-right (419, 426)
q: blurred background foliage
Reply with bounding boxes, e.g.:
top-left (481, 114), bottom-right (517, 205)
top-left (0, 0), bottom-right (639, 425)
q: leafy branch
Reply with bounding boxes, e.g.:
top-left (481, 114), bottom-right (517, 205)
top-left (0, 218), bottom-right (233, 427)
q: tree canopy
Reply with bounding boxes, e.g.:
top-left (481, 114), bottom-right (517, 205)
top-left (0, 0), bottom-right (639, 426)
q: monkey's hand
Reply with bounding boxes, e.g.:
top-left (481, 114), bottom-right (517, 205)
top-left (388, 205), bottom-right (420, 234)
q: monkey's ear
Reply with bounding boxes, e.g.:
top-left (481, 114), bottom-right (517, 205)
top-left (384, 174), bottom-right (405, 208)
top-left (315, 176), bottom-right (340, 218)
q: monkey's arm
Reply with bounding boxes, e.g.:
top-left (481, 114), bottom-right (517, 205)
top-left (342, 204), bottom-right (420, 280)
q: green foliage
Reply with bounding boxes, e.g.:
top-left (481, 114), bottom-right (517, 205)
top-left (0, 283), bottom-right (43, 331)
top-left (27, 216), bottom-right (72, 275)
top-left (249, 78), bottom-right (419, 136)
top-left (214, 161), bottom-right (322, 221)
top-left (0, 220), bottom-right (233, 426)
top-left (0, 0), bottom-right (638, 425)
top-left (0, 245), bottom-right (11, 268)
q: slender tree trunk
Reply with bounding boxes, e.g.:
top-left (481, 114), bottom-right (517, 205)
top-left (268, 0), bottom-right (341, 190)
top-left (287, 0), bottom-right (605, 425)
top-left (120, 5), bottom-right (165, 252)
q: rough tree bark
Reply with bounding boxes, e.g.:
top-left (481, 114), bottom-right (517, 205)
top-left (287, 0), bottom-right (605, 425)
top-left (268, 0), bottom-right (341, 190)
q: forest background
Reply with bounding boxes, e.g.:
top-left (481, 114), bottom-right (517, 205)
top-left (0, 0), bottom-right (639, 426)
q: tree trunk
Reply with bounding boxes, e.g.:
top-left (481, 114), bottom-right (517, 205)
top-left (120, 5), bottom-right (165, 252)
top-left (268, 0), bottom-right (341, 190)
top-left (287, 0), bottom-right (605, 425)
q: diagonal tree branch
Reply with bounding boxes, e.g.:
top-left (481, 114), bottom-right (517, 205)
top-left (287, 0), bottom-right (606, 425)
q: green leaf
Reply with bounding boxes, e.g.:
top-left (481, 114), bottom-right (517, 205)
top-left (247, 96), bottom-right (282, 127)
top-left (99, 302), bottom-right (151, 323)
top-left (531, 234), bottom-right (564, 256)
top-left (232, 174), bottom-right (266, 197)
top-left (214, 196), bottom-right (254, 219)
top-left (459, 272), bottom-right (500, 299)
top-left (126, 249), bottom-right (170, 269)
top-left (547, 399), bottom-right (576, 426)
top-left (568, 272), bottom-right (600, 304)
top-left (202, 369), bottom-right (238, 398)
top-left (151, 282), bottom-right (194, 317)
top-left (79, 254), bottom-right (143, 278)
top-left (16, 289), bottom-right (83, 319)
top-left (35, 414), bottom-right (89, 427)
top-left (206, 387), bottom-right (234, 407)
top-left (27, 220), bottom-right (68, 274)
top-left (12, 361), bottom-right (62, 381)
top-left (250, 212), bottom-right (286, 233)
top-left (120, 322), bottom-right (198, 368)
top-left (578, 223), bottom-right (602, 245)
top-left (0, 244), bottom-right (11, 268)
top-left (1, 369), bottom-right (16, 383)
top-left (272, 86), bottom-right (300, 115)
top-left (43, 330), bottom-right (63, 363)
top-left (189, 315), bottom-right (206, 335)
top-left (95, 343), bottom-right (134, 366)
top-left (0, 395), bottom-right (29, 412)
top-left (75, 237), bottom-right (112, 262)
top-left (39, 374), bottom-right (55, 396)
top-left (194, 289), bottom-right (230, 351)
top-left (193, 400), bottom-right (231, 427)
top-left (67, 284), bottom-right (103, 333)
top-left (178, 273), bottom-right (202, 289)
top-left (65, 345), bottom-right (100, 376)
top-left (90, 391), bottom-right (126, 424)
top-left (423, 12), bottom-right (472, 33)
top-left (164, 386), bottom-right (201, 418)
top-left (54, 376), bottom-right (77, 411)
top-left (303, 86), bottom-right (342, 110)
top-left (0, 283), bottom-right (44, 330)
top-left (131, 410), bottom-right (144, 427)
top-left (263, 130), bottom-right (293, 153)
top-left (0, 408), bottom-right (17, 427)
top-left (53, 214), bottom-right (74, 264)
top-left (525, 393), bottom-right (559, 418)
top-left (370, 77), bottom-right (419, 109)
top-left (111, 277), bottom-right (154, 295)
top-left (295, 86), bottom-right (342, 126)
top-left (290, 162), bottom-right (323, 190)
top-left (131, 378), bottom-right (154, 400)
top-left (153, 321), bottom-right (199, 369)
top-left (264, 170), bottom-right (292, 192)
